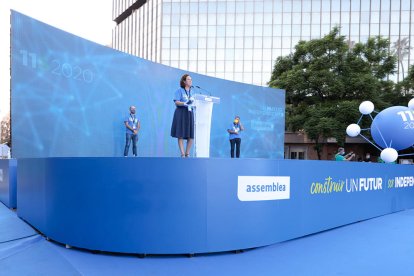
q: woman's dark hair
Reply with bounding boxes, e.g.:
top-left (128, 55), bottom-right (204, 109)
top-left (180, 74), bottom-right (190, 88)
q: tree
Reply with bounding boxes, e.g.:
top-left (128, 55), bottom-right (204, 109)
top-left (396, 64), bottom-right (414, 99)
top-left (269, 28), bottom-right (399, 159)
top-left (1, 114), bottom-right (11, 147)
top-left (392, 37), bottom-right (411, 80)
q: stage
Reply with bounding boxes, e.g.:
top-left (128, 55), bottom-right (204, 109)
top-left (16, 157), bottom-right (414, 254)
top-left (5, 10), bottom-right (414, 275)
top-left (0, 159), bottom-right (17, 209)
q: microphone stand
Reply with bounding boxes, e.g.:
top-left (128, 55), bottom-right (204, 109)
top-left (195, 85), bottom-right (211, 96)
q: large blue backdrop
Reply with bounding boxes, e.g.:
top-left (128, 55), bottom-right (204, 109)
top-left (11, 11), bottom-right (285, 158)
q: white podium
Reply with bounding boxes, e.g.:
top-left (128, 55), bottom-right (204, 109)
top-left (192, 94), bottom-right (220, 157)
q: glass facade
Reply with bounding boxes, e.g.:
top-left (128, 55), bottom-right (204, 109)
top-left (113, 0), bottom-right (414, 86)
top-left (112, 0), bottom-right (163, 62)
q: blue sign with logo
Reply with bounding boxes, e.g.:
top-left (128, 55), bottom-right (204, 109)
top-left (17, 158), bottom-right (414, 254)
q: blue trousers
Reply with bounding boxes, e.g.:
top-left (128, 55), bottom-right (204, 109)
top-left (230, 138), bottom-right (241, 158)
top-left (124, 133), bottom-right (138, 156)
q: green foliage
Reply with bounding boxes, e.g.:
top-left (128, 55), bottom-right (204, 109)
top-left (269, 28), bottom-right (409, 159)
top-left (396, 64), bottom-right (414, 100)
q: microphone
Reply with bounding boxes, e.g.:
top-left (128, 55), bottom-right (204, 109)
top-left (195, 85), bottom-right (211, 96)
top-left (189, 85), bottom-right (198, 96)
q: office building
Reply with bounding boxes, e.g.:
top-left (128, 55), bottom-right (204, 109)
top-left (113, 0), bottom-right (413, 86)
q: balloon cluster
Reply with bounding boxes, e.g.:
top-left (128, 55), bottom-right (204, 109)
top-left (346, 99), bottom-right (414, 163)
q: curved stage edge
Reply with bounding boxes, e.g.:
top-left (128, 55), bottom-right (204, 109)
top-left (0, 159), bottom-right (17, 209)
top-left (17, 157), bottom-right (414, 254)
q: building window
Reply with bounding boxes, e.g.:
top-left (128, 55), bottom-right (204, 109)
top-left (288, 147), bottom-right (307, 159)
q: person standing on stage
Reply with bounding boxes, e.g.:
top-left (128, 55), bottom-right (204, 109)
top-left (227, 116), bottom-right (244, 158)
top-left (124, 105), bottom-right (140, 157)
top-left (171, 74), bottom-right (195, 157)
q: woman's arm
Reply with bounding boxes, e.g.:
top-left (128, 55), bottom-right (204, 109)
top-left (174, 100), bottom-right (187, 107)
top-left (173, 89), bottom-right (188, 107)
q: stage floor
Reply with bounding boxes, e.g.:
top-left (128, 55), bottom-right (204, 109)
top-left (1, 202), bottom-right (413, 275)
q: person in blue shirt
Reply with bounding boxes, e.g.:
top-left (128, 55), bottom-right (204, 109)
top-left (124, 106), bottom-right (140, 157)
top-left (227, 116), bottom-right (244, 158)
top-left (171, 74), bottom-right (195, 157)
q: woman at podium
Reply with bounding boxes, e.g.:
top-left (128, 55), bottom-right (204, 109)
top-left (171, 74), bottom-right (195, 157)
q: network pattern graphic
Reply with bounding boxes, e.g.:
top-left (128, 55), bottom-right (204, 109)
top-left (346, 99), bottom-right (414, 163)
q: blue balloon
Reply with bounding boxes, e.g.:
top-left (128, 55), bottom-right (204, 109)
top-left (371, 106), bottom-right (414, 150)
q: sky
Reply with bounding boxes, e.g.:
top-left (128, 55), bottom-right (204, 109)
top-left (0, 0), bottom-right (114, 120)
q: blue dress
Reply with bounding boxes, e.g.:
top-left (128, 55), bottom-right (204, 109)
top-left (170, 88), bottom-right (194, 139)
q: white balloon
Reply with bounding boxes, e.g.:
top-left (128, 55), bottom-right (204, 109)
top-left (380, 148), bottom-right (398, 163)
top-left (408, 98), bottom-right (414, 110)
top-left (359, 101), bottom-right (375, 115)
top-left (346, 124), bottom-right (361, 137)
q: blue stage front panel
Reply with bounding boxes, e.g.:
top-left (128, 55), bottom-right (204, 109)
top-left (17, 158), bottom-right (414, 254)
top-left (11, 11), bottom-right (285, 159)
top-left (0, 159), bottom-right (17, 209)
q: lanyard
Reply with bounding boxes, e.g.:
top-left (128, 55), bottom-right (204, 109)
top-left (130, 114), bottom-right (136, 124)
top-left (184, 88), bottom-right (191, 99)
